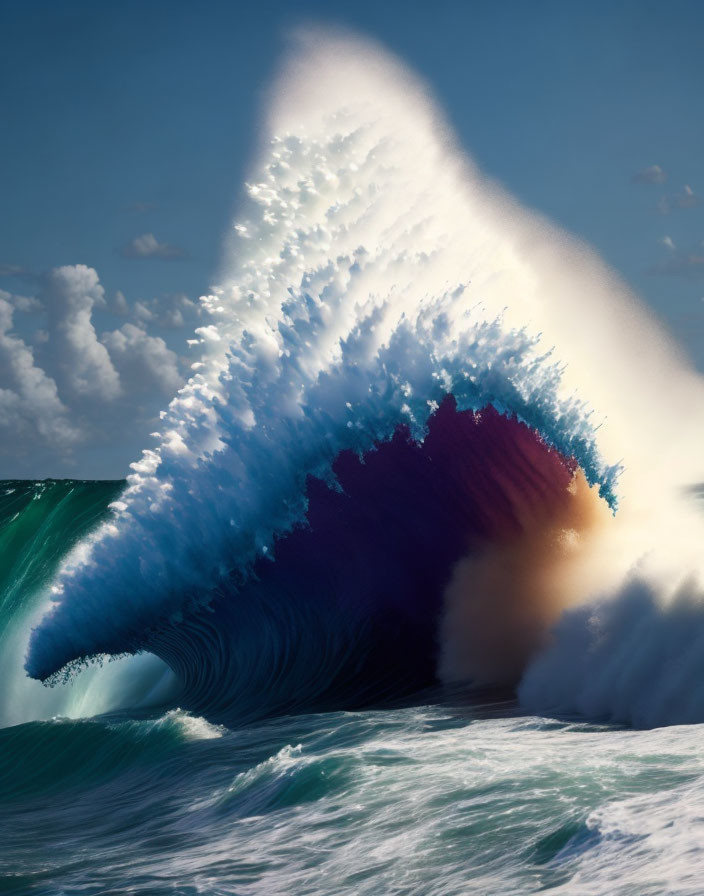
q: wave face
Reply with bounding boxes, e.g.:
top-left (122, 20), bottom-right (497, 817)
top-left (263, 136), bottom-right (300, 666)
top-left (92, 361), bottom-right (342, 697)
top-left (24, 32), bottom-right (704, 727)
top-left (0, 481), bottom-right (175, 727)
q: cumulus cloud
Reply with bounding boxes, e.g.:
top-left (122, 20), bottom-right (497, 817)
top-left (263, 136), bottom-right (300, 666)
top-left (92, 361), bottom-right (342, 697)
top-left (41, 265), bottom-right (121, 401)
top-left (632, 164), bottom-right (667, 185)
top-left (0, 291), bottom-right (76, 449)
top-left (102, 323), bottom-right (182, 395)
top-left (0, 264), bottom-right (194, 476)
top-left (120, 233), bottom-right (187, 260)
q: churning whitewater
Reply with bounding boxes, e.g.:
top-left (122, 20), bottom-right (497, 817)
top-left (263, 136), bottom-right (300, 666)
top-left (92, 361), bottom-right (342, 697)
top-left (19, 31), bottom-right (704, 729)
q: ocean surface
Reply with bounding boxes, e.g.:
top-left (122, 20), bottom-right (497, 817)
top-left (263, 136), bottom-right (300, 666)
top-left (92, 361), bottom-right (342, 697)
top-left (2, 481), bottom-right (704, 896)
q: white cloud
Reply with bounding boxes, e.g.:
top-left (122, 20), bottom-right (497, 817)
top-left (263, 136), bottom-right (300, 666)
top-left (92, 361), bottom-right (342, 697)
top-left (41, 265), bottom-right (121, 401)
top-left (102, 323), bottom-right (183, 395)
top-left (0, 263), bottom-right (38, 282)
top-left (104, 289), bottom-right (200, 330)
top-left (0, 290), bottom-right (43, 313)
top-left (0, 291), bottom-right (76, 447)
top-left (161, 308), bottom-right (184, 328)
top-left (14, 295), bottom-right (42, 312)
top-left (651, 240), bottom-right (704, 278)
top-left (112, 290), bottom-right (129, 315)
top-left (133, 301), bottom-right (154, 323)
top-left (676, 184), bottom-right (702, 209)
top-left (632, 164), bottom-right (667, 185)
top-left (656, 184), bottom-right (702, 215)
top-left (120, 233), bottom-right (187, 259)
top-left (130, 292), bottom-right (199, 329)
top-left (0, 265), bottom-right (197, 476)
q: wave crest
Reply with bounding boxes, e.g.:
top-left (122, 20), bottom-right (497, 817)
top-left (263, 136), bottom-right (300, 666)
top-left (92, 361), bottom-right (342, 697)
top-left (25, 31), bottom-right (704, 728)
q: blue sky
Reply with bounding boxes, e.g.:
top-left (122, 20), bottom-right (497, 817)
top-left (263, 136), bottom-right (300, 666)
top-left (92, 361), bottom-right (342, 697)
top-left (1, 0), bottom-right (703, 476)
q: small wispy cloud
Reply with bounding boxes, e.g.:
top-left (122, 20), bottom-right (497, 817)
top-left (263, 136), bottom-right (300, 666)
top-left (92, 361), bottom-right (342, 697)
top-left (0, 263), bottom-right (40, 282)
top-left (632, 165), bottom-right (667, 185)
top-left (675, 185), bottom-right (702, 209)
top-left (657, 185), bottom-right (702, 215)
top-left (120, 233), bottom-right (187, 260)
top-left (650, 237), bottom-right (704, 278)
top-left (124, 200), bottom-right (159, 214)
top-left (112, 290), bottom-right (129, 315)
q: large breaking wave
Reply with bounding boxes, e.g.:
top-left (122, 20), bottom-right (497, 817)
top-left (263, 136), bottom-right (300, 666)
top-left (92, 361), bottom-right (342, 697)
top-left (23, 31), bottom-right (704, 727)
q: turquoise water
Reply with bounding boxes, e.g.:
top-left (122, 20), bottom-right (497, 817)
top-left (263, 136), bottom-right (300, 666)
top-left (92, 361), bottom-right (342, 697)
top-left (0, 480), bottom-right (123, 638)
top-left (3, 482), bottom-right (704, 895)
top-left (0, 482), bottom-right (174, 730)
top-left (4, 702), bottom-right (704, 894)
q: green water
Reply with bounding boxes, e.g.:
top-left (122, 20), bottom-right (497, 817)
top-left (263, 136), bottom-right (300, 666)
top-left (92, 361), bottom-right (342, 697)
top-left (0, 480), bottom-right (123, 637)
top-left (0, 480), bottom-right (175, 730)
